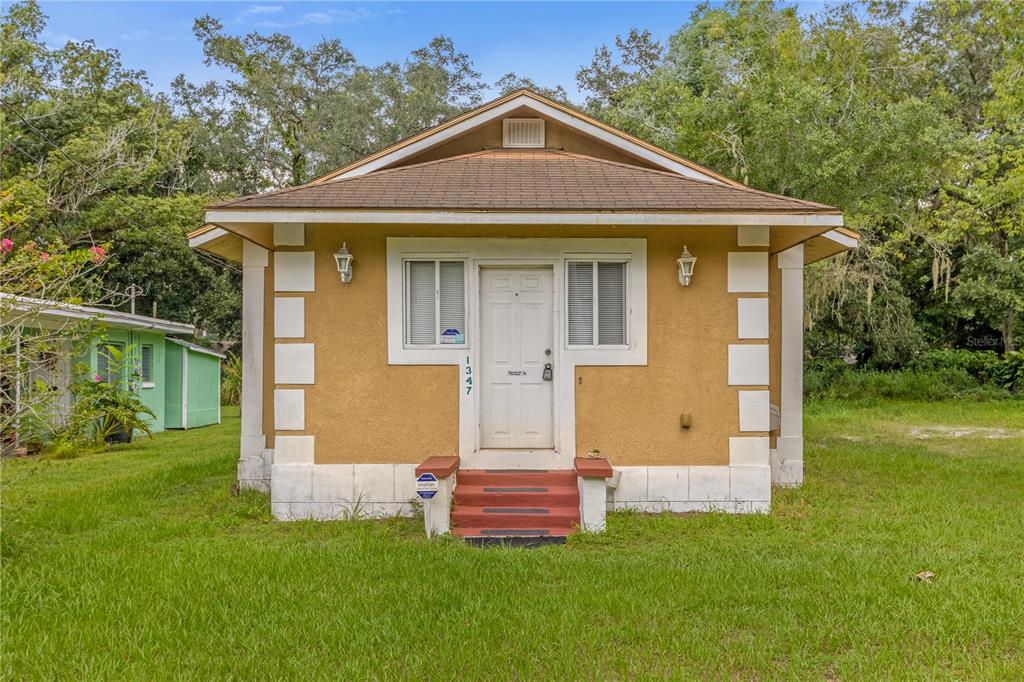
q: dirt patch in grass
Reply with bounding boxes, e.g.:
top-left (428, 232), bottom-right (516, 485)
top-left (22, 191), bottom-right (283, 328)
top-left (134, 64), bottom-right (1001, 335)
top-left (905, 425), bottom-right (1024, 440)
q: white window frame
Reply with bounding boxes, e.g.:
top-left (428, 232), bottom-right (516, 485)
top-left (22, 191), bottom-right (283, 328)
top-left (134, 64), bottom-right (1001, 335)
top-left (402, 256), bottom-right (469, 350)
top-left (564, 257), bottom-right (631, 350)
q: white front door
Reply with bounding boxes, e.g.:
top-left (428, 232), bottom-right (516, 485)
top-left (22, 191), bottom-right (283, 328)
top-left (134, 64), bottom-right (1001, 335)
top-left (479, 267), bottom-right (555, 449)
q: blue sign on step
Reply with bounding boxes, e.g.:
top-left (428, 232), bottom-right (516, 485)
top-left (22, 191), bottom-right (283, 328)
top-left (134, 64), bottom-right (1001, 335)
top-left (416, 472), bottom-right (439, 499)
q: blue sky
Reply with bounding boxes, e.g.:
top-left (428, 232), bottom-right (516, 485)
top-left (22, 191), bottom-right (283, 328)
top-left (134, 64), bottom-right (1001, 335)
top-left (34, 1), bottom-right (723, 100)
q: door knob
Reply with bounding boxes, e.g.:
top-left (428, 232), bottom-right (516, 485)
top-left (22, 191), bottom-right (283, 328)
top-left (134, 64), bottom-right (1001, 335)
top-left (543, 363), bottom-right (553, 381)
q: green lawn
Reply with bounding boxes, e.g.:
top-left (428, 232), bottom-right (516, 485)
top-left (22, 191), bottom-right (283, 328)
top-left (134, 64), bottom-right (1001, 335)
top-left (3, 402), bottom-right (1023, 679)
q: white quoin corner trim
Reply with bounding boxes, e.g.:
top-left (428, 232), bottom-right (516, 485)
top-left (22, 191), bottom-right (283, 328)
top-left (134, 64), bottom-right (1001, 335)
top-left (239, 240), bottom-right (270, 491)
top-left (774, 244), bottom-right (804, 486)
top-left (273, 222), bottom-right (305, 246)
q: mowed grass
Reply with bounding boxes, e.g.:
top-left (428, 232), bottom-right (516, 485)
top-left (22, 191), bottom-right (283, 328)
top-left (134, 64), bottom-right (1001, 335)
top-left (2, 402), bottom-right (1023, 679)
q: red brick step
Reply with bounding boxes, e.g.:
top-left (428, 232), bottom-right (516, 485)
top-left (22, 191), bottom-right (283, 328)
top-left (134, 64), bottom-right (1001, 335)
top-left (456, 469), bottom-right (577, 487)
top-left (452, 505), bottom-right (580, 529)
top-left (451, 469), bottom-right (581, 540)
top-left (452, 527), bottom-right (577, 539)
top-left (454, 484), bottom-right (579, 507)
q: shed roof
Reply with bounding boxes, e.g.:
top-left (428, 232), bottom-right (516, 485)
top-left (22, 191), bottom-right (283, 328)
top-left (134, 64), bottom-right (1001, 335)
top-left (167, 338), bottom-right (227, 359)
top-left (1, 293), bottom-right (194, 335)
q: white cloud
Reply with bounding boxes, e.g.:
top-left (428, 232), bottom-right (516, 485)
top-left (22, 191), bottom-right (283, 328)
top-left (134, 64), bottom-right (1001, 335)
top-left (301, 12), bottom-right (332, 25)
top-left (334, 8), bottom-right (371, 23)
top-left (253, 8), bottom-right (370, 29)
top-left (119, 30), bottom-right (152, 41)
top-left (41, 29), bottom-right (81, 47)
top-left (244, 5), bottom-right (283, 15)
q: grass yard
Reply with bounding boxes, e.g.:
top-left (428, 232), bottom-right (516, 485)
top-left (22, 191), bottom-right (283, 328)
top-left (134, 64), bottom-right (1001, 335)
top-left (2, 401), bottom-right (1023, 679)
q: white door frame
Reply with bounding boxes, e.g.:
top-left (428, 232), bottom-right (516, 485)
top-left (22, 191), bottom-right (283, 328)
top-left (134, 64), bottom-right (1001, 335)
top-left (386, 237), bottom-right (648, 470)
top-left (473, 261), bottom-right (560, 462)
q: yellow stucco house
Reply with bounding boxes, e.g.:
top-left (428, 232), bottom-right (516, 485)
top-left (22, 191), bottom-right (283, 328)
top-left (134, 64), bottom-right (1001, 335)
top-left (190, 90), bottom-right (857, 540)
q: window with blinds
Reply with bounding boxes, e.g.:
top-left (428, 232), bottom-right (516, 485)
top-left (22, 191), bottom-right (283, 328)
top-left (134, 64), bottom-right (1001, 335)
top-left (566, 260), bottom-right (628, 347)
top-left (405, 260), bottom-right (467, 347)
top-left (140, 344), bottom-right (154, 384)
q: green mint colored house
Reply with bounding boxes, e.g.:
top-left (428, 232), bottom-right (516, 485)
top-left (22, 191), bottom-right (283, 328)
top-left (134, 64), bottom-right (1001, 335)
top-left (3, 294), bottom-right (224, 445)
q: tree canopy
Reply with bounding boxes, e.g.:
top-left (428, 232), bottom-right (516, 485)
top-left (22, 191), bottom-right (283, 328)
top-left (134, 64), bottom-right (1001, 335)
top-left (2, 0), bottom-right (1021, 361)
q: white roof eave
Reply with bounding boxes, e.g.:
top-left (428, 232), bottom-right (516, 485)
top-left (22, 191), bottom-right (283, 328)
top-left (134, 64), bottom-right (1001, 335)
top-left (1, 293), bottom-right (195, 335)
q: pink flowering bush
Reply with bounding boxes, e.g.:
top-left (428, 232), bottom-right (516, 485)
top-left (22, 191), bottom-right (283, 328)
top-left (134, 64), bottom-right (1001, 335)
top-left (0, 237), bottom-right (111, 301)
top-left (1, 237), bottom-right (114, 449)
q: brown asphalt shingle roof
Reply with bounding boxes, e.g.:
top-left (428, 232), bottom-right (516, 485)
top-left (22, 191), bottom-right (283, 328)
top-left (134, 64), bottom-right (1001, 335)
top-left (211, 149), bottom-right (838, 213)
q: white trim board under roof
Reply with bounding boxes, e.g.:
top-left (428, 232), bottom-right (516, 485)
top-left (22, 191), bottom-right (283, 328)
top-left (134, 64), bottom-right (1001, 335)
top-left (190, 220), bottom-right (858, 268)
top-left (203, 210), bottom-right (844, 227)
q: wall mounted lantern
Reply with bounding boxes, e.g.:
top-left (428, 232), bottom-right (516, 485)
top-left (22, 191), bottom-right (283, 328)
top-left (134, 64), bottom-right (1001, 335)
top-left (677, 246), bottom-right (697, 286)
top-left (334, 242), bottom-right (354, 283)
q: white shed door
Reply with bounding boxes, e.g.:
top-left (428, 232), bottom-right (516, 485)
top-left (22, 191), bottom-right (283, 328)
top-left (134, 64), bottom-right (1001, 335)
top-left (479, 267), bottom-right (554, 449)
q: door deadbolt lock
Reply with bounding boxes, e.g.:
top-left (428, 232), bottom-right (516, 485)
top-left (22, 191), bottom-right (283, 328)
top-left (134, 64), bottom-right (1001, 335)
top-left (542, 363), bottom-right (553, 381)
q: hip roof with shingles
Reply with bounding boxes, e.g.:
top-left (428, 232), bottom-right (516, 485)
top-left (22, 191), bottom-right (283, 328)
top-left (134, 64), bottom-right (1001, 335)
top-left (210, 149), bottom-right (838, 214)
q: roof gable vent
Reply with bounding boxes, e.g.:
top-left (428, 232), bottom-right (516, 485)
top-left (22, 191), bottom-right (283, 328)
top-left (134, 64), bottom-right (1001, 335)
top-left (503, 118), bottom-right (545, 148)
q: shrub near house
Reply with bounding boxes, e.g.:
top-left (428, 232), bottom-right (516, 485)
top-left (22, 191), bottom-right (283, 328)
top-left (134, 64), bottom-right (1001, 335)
top-left (806, 350), bottom-right (1024, 402)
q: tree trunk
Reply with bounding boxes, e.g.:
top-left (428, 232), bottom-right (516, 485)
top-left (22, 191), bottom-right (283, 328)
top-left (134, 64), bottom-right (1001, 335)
top-left (291, 150), bottom-right (306, 186)
top-left (1004, 308), bottom-right (1016, 353)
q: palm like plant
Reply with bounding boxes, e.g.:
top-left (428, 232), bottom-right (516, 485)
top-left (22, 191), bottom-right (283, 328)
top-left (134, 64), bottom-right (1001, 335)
top-left (70, 379), bottom-right (155, 444)
top-left (69, 343), bottom-right (155, 445)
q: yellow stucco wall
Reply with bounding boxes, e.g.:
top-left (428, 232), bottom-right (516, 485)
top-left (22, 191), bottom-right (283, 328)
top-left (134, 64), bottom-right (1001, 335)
top-left (574, 228), bottom-right (770, 465)
top-left (265, 224), bottom-right (776, 466)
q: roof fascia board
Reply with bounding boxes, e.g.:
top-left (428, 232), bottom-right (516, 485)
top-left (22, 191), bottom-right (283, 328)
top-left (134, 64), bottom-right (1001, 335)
top-left (802, 230), bottom-right (859, 265)
top-left (329, 96), bottom-right (527, 181)
top-left (188, 226), bottom-right (229, 249)
top-left (328, 94), bottom-right (728, 186)
top-left (520, 98), bottom-right (728, 185)
top-left (1, 294), bottom-right (194, 334)
top-left (205, 209), bottom-right (843, 228)
top-left (167, 337), bottom-right (227, 359)
top-left (821, 228), bottom-right (859, 248)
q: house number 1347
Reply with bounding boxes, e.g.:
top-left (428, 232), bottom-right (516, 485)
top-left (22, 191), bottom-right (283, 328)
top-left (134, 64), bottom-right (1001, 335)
top-left (465, 356), bottom-right (473, 395)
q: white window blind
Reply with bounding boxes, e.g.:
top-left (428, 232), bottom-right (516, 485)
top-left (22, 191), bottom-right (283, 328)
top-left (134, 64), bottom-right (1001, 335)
top-left (598, 262), bottom-right (626, 345)
top-left (567, 261), bottom-right (594, 345)
top-left (407, 261), bottom-right (436, 345)
top-left (140, 344), bottom-right (154, 382)
top-left (438, 261), bottom-right (465, 336)
top-left (567, 260), bottom-right (627, 347)
top-left (405, 260), bottom-right (467, 346)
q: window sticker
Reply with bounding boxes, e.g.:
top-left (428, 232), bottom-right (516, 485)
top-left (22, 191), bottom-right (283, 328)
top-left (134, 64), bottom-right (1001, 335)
top-left (440, 328), bottom-right (464, 345)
